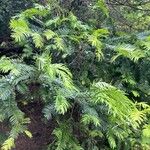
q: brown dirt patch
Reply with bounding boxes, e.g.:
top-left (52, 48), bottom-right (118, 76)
top-left (0, 102), bottom-right (55, 150)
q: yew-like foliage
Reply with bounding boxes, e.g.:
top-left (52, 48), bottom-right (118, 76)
top-left (0, 1), bottom-right (150, 150)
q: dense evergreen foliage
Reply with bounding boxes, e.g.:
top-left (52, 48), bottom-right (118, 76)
top-left (0, 0), bottom-right (150, 150)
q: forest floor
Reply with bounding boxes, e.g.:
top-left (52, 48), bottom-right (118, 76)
top-left (0, 102), bottom-right (54, 150)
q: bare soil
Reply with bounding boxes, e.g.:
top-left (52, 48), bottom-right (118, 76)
top-left (0, 102), bottom-right (55, 150)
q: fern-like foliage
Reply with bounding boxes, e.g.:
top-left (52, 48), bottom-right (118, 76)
top-left (111, 44), bottom-right (145, 62)
top-left (90, 82), bottom-right (135, 121)
top-left (0, 2), bottom-right (149, 150)
top-left (48, 122), bottom-right (83, 150)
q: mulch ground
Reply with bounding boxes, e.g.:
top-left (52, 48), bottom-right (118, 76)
top-left (0, 102), bottom-right (55, 150)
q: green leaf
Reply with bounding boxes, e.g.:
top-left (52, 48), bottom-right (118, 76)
top-left (90, 82), bottom-right (135, 122)
top-left (0, 57), bottom-right (20, 75)
top-left (32, 33), bottom-right (44, 48)
top-left (10, 19), bottom-right (31, 42)
top-left (1, 138), bottom-right (15, 150)
top-left (89, 130), bottom-right (103, 138)
top-left (112, 44), bottom-right (145, 62)
top-left (81, 114), bottom-right (101, 127)
top-left (54, 37), bottom-right (64, 51)
top-left (142, 125), bottom-right (150, 138)
top-left (130, 110), bottom-right (146, 128)
top-left (107, 135), bottom-right (116, 149)
top-left (55, 94), bottom-right (70, 115)
top-left (94, 0), bottom-right (109, 17)
top-left (24, 130), bottom-right (32, 138)
top-left (43, 29), bottom-right (56, 40)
